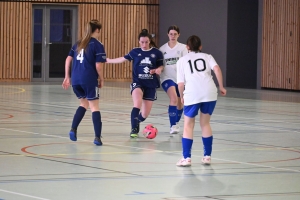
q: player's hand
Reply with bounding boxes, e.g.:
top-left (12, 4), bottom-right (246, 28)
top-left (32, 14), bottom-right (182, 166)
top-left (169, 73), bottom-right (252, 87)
top-left (106, 58), bottom-right (111, 63)
top-left (181, 97), bottom-right (184, 104)
top-left (62, 78), bottom-right (70, 90)
top-left (98, 79), bottom-right (104, 88)
top-left (219, 87), bottom-right (227, 96)
top-left (150, 68), bottom-right (162, 75)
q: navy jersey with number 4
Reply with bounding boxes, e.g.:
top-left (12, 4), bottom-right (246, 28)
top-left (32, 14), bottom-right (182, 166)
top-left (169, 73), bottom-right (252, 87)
top-left (68, 37), bottom-right (107, 86)
top-left (124, 47), bottom-right (164, 88)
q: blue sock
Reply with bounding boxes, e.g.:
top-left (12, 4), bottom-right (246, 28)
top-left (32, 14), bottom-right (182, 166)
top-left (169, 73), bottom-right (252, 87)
top-left (182, 137), bottom-right (193, 158)
top-left (71, 106), bottom-right (86, 130)
top-left (138, 113), bottom-right (146, 123)
top-left (92, 111), bottom-right (102, 138)
top-left (131, 107), bottom-right (140, 129)
top-left (202, 136), bottom-right (213, 156)
top-left (169, 105), bottom-right (177, 127)
top-left (177, 109), bottom-right (183, 123)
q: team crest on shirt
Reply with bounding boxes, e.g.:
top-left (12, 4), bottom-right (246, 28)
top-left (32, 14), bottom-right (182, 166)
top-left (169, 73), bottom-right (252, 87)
top-left (150, 54), bottom-right (156, 58)
top-left (177, 51), bottom-right (181, 54)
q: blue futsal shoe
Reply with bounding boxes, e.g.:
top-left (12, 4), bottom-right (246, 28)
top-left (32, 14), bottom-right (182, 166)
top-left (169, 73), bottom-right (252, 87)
top-left (69, 129), bottom-right (77, 141)
top-left (94, 137), bottom-right (103, 146)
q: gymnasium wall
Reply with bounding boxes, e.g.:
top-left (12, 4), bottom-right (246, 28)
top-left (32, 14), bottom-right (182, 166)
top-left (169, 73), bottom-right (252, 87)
top-left (0, 0), bottom-right (159, 82)
top-left (159, 0), bottom-right (228, 87)
top-left (160, 0), bottom-right (300, 90)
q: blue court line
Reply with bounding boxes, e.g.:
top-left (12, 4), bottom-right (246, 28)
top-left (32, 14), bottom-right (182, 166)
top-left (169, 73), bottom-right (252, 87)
top-left (125, 191), bottom-right (164, 195)
top-left (0, 170), bottom-right (299, 184)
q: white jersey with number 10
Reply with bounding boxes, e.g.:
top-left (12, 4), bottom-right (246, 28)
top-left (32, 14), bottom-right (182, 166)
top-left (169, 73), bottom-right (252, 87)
top-left (177, 52), bottom-right (218, 105)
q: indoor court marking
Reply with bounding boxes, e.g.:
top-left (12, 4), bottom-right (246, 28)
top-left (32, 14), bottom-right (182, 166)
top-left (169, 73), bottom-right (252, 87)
top-left (0, 82), bottom-right (299, 200)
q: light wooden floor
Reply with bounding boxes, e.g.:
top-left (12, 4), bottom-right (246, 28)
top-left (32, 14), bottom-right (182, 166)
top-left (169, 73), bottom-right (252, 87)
top-left (0, 82), bottom-right (300, 200)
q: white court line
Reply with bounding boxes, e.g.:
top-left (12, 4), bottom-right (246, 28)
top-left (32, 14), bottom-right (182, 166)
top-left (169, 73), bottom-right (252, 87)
top-left (0, 189), bottom-right (50, 200)
top-left (1, 128), bottom-right (300, 173)
top-left (2, 100), bottom-right (300, 125)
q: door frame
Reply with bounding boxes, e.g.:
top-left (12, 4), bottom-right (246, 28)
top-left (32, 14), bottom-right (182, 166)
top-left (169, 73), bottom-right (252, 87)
top-left (31, 5), bottom-right (77, 82)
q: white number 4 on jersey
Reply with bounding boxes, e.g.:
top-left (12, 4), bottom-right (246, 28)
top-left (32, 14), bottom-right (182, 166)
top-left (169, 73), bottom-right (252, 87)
top-left (76, 49), bottom-right (84, 63)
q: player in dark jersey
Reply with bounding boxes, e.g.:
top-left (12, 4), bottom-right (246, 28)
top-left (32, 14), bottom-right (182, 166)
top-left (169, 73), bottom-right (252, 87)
top-left (106, 29), bottom-right (164, 138)
top-left (62, 19), bottom-right (107, 146)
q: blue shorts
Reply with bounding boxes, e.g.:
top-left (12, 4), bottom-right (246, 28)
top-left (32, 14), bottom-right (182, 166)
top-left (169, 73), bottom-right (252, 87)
top-left (184, 101), bottom-right (217, 118)
top-left (130, 83), bottom-right (157, 101)
top-left (72, 84), bottom-right (99, 100)
top-left (161, 80), bottom-right (180, 97)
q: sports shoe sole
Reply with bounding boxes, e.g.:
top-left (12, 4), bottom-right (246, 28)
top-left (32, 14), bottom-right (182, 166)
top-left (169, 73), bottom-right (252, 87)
top-left (69, 131), bottom-right (77, 141)
top-left (130, 133), bottom-right (138, 138)
top-left (94, 141), bottom-right (103, 146)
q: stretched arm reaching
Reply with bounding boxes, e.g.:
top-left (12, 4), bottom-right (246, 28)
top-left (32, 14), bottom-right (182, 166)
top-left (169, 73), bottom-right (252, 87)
top-left (106, 57), bottom-right (127, 64)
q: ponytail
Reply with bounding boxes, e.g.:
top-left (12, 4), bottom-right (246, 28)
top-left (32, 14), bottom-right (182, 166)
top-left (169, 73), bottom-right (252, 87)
top-left (77, 19), bottom-right (102, 53)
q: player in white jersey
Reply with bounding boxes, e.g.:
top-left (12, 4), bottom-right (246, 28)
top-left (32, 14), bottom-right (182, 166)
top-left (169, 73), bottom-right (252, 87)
top-left (176, 35), bottom-right (226, 167)
top-left (159, 26), bottom-right (188, 134)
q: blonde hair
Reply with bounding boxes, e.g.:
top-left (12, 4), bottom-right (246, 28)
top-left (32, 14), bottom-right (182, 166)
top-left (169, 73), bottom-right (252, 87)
top-left (77, 19), bottom-right (102, 53)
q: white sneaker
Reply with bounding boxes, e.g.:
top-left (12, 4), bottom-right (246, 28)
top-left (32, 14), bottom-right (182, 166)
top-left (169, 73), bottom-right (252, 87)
top-left (201, 156), bottom-right (211, 165)
top-left (176, 157), bottom-right (191, 167)
top-left (170, 124), bottom-right (180, 134)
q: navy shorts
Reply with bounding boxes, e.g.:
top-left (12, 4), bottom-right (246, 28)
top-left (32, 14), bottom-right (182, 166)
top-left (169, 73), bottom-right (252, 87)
top-left (130, 83), bottom-right (157, 101)
top-left (184, 101), bottom-right (217, 118)
top-left (161, 80), bottom-right (180, 97)
top-left (72, 84), bottom-right (99, 100)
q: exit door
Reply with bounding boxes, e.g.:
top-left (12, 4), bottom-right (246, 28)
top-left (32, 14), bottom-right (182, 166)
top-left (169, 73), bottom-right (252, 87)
top-left (32, 5), bottom-right (77, 82)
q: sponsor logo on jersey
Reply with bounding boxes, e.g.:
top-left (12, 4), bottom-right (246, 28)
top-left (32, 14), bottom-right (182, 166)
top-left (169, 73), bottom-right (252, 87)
top-left (140, 57), bottom-right (152, 65)
top-left (165, 57), bottom-right (179, 65)
top-left (138, 74), bottom-right (153, 79)
top-left (143, 66), bottom-right (150, 73)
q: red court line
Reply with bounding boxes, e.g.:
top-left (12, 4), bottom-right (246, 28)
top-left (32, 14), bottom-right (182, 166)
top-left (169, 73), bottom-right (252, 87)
top-left (20, 142), bottom-right (300, 164)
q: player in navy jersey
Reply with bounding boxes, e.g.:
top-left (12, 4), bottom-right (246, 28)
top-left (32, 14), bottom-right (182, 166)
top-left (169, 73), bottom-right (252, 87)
top-left (160, 25), bottom-right (188, 134)
top-left (176, 35), bottom-right (226, 167)
top-left (62, 19), bottom-right (106, 146)
top-left (106, 29), bottom-right (164, 138)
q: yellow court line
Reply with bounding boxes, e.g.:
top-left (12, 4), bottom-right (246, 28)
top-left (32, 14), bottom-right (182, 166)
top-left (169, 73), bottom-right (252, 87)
top-left (0, 86), bottom-right (26, 94)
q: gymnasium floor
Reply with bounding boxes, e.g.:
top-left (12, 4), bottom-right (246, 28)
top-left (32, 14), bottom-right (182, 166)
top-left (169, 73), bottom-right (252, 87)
top-left (0, 82), bottom-right (300, 200)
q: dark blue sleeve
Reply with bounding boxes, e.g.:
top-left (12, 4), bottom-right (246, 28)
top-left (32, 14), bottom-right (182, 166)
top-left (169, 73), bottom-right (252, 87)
top-left (95, 42), bottom-right (107, 63)
top-left (156, 50), bottom-right (164, 67)
top-left (68, 44), bottom-right (77, 57)
top-left (124, 49), bottom-right (134, 61)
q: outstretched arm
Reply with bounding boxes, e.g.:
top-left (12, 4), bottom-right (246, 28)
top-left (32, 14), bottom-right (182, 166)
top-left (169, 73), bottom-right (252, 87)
top-left (106, 57), bottom-right (127, 64)
top-left (213, 65), bottom-right (226, 96)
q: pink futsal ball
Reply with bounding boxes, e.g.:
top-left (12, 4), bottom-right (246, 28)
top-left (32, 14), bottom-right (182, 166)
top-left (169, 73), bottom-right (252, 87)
top-left (142, 124), bottom-right (158, 139)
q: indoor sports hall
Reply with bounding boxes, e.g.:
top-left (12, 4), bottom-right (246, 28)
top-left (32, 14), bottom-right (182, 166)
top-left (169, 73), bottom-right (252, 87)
top-left (0, 82), bottom-right (300, 200)
top-left (1, 0), bottom-right (300, 200)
